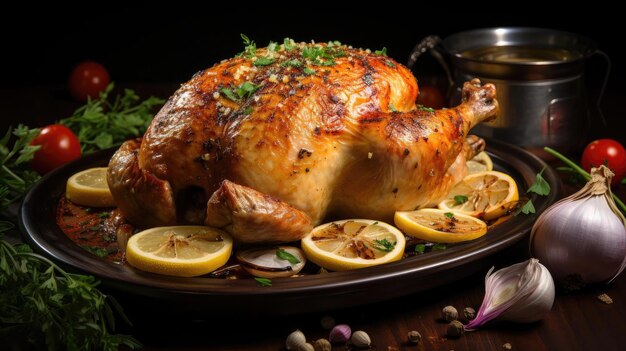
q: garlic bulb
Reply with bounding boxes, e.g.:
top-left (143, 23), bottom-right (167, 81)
top-left (464, 258), bottom-right (555, 330)
top-left (531, 165), bottom-right (626, 284)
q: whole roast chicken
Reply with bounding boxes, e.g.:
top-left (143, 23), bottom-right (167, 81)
top-left (108, 39), bottom-right (498, 244)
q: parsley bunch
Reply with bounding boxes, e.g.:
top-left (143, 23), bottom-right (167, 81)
top-left (0, 223), bottom-right (141, 350)
top-left (0, 125), bottom-right (41, 209)
top-left (60, 83), bottom-right (164, 153)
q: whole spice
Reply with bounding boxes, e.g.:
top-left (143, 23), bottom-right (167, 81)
top-left (531, 165), bottom-right (626, 284)
top-left (329, 324), bottom-right (351, 344)
top-left (463, 307), bottom-right (476, 321)
top-left (441, 305), bottom-right (458, 322)
top-left (351, 330), bottom-right (371, 348)
top-left (465, 259), bottom-right (555, 330)
top-left (297, 343), bottom-right (314, 351)
top-left (313, 338), bottom-right (332, 351)
top-left (286, 330), bottom-right (307, 350)
top-left (447, 320), bottom-right (464, 338)
top-left (407, 330), bottom-right (422, 344)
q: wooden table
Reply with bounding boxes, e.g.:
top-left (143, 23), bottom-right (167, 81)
top-left (2, 85), bottom-right (625, 351)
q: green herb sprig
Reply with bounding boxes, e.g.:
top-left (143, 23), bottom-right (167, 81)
top-left (0, 223), bottom-right (141, 350)
top-left (0, 125), bottom-right (41, 209)
top-left (60, 83), bottom-right (164, 153)
top-left (372, 238), bottom-right (396, 252)
top-left (276, 248), bottom-right (301, 265)
top-left (254, 277), bottom-right (272, 287)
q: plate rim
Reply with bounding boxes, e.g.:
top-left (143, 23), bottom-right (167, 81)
top-left (18, 140), bottom-right (561, 310)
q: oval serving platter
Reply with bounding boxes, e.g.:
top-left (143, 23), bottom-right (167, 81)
top-left (19, 139), bottom-right (560, 316)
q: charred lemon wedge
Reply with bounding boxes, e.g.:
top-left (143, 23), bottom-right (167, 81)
top-left (66, 167), bottom-right (115, 207)
top-left (466, 151), bottom-right (493, 175)
top-left (438, 170), bottom-right (519, 220)
top-left (394, 208), bottom-right (487, 243)
top-left (126, 226), bottom-right (233, 277)
top-left (301, 219), bottom-right (405, 271)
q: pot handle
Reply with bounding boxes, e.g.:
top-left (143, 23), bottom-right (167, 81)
top-left (407, 35), bottom-right (455, 88)
top-left (594, 50), bottom-right (611, 127)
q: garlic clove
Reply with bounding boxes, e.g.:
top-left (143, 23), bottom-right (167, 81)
top-left (237, 246), bottom-right (306, 278)
top-left (329, 324), bottom-right (351, 344)
top-left (286, 329), bottom-right (307, 350)
top-left (351, 330), bottom-right (371, 348)
top-left (465, 259), bottom-right (555, 330)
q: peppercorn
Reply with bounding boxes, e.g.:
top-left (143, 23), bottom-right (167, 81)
top-left (442, 305), bottom-right (458, 322)
top-left (313, 338), bottom-right (331, 351)
top-left (447, 320), bottom-right (464, 338)
top-left (463, 307), bottom-right (476, 321)
top-left (407, 330), bottom-right (422, 344)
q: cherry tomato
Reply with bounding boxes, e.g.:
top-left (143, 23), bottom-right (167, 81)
top-left (68, 61), bottom-right (110, 101)
top-left (31, 125), bottom-right (82, 175)
top-left (417, 85), bottom-right (446, 109)
top-left (581, 139), bottom-right (626, 186)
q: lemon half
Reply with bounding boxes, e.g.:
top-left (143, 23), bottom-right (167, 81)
top-left (66, 167), bottom-right (115, 207)
top-left (395, 209), bottom-right (487, 243)
top-left (126, 226), bottom-right (233, 277)
top-left (466, 151), bottom-right (493, 175)
top-left (301, 219), bottom-right (406, 271)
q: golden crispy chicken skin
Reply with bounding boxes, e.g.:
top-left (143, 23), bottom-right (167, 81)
top-left (108, 41), bottom-right (498, 243)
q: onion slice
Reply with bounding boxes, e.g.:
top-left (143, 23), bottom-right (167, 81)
top-left (236, 246), bottom-right (306, 278)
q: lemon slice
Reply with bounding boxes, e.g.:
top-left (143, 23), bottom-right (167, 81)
top-left (66, 167), bottom-right (115, 207)
top-left (438, 171), bottom-right (519, 220)
top-left (395, 209), bottom-right (487, 243)
top-left (126, 226), bottom-right (233, 277)
top-left (466, 151), bottom-right (493, 175)
top-left (301, 219), bottom-right (406, 271)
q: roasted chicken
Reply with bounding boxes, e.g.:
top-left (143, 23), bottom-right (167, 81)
top-left (108, 40), bottom-right (498, 244)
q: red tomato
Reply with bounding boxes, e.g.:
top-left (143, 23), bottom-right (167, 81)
top-left (68, 61), bottom-right (110, 101)
top-left (31, 125), bottom-right (82, 175)
top-left (581, 139), bottom-right (626, 185)
top-left (417, 85), bottom-right (446, 109)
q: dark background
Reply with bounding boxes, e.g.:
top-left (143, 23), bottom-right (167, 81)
top-left (0, 9), bottom-right (619, 89)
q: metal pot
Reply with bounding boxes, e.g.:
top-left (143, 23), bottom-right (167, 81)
top-left (408, 27), bottom-right (609, 154)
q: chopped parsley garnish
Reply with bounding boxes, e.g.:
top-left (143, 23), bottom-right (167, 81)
top-left (267, 41), bottom-right (278, 52)
top-left (282, 59), bottom-right (303, 68)
top-left (303, 67), bottom-right (316, 75)
top-left (444, 212), bottom-right (455, 219)
top-left (515, 198), bottom-right (536, 215)
top-left (254, 277), bottom-right (272, 287)
top-left (374, 47), bottom-right (388, 56)
top-left (220, 81), bottom-right (261, 102)
top-left (389, 103), bottom-right (397, 112)
top-left (79, 245), bottom-right (111, 258)
top-left (414, 244), bottom-right (426, 254)
top-left (454, 195), bottom-right (469, 205)
top-left (372, 238), bottom-right (396, 252)
top-left (241, 106), bottom-right (253, 115)
top-left (283, 38), bottom-right (296, 51)
top-left (418, 105), bottom-right (435, 113)
top-left (240, 33), bottom-right (256, 58)
top-left (385, 60), bottom-right (396, 68)
top-left (432, 244), bottom-right (447, 251)
top-left (276, 248), bottom-right (301, 265)
top-left (253, 57), bottom-right (275, 66)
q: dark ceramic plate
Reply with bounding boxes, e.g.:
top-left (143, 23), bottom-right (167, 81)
top-left (19, 140), bottom-right (560, 315)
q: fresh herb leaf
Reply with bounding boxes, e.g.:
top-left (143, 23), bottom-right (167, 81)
top-left (98, 212), bottom-right (110, 219)
top-left (418, 105), bottom-right (435, 113)
top-left (527, 168), bottom-right (551, 196)
top-left (374, 47), bottom-right (388, 56)
top-left (220, 87), bottom-right (238, 101)
top-left (372, 221), bottom-right (379, 225)
top-left (414, 244), bottom-right (426, 254)
top-left (303, 67), bottom-right (316, 75)
top-left (385, 60), bottom-right (396, 68)
top-left (0, 125), bottom-right (41, 210)
top-left (432, 243), bottom-right (447, 251)
top-left (240, 33), bottom-right (256, 58)
top-left (283, 38), bottom-right (295, 51)
top-left (236, 82), bottom-right (261, 100)
top-left (444, 212), bottom-right (455, 218)
top-left (79, 245), bottom-right (110, 258)
top-left (389, 103), bottom-right (397, 112)
top-left (282, 59), bottom-right (303, 68)
top-left (0, 222), bottom-right (140, 350)
top-left (518, 199), bottom-right (536, 215)
top-left (267, 41), bottom-right (278, 52)
top-left (454, 195), bottom-right (469, 204)
top-left (276, 248), bottom-right (301, 265)
top-left (241, 106), bottom-right (254, 115)
top-left (59, 83), bottom-right (164, 153)
top-left (253, 57), bottom-right (275, 66)
top-left (254, 277), bottom-right (272, 287)
top-left (373, 238), bottom-right (396, 252)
